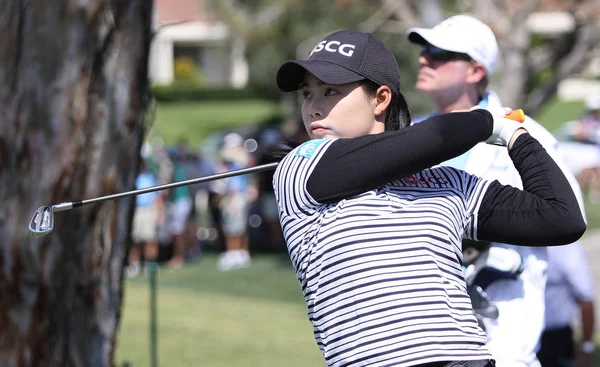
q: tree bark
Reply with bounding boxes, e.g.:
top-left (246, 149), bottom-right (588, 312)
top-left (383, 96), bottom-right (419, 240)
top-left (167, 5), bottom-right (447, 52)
top-left (494, 9), bottom-right (532, 110)
top-left (0, 1), bottom-right (152, 366)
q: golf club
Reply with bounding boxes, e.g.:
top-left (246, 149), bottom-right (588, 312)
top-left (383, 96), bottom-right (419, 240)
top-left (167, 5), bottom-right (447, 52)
top-left (29, 162), bottom-right (280, 237)
top-left (29, 109), bottom-right (527, 238)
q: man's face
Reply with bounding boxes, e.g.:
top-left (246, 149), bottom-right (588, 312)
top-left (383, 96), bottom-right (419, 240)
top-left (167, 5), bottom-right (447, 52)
top-left (415, 44), bottom-right (479, 99)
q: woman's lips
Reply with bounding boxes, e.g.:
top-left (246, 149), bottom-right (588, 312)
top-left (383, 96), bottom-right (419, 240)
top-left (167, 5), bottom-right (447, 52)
top-left (311, 127), bottom-right (328, 135)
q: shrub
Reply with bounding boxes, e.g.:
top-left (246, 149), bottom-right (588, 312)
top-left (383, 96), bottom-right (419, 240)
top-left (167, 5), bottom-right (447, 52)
top-left (173, 56), bottom-right (205, 86)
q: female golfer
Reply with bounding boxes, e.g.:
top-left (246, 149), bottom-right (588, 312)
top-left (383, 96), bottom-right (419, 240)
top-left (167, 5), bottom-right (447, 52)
top-left (273, 30), bottom-right (585, 367)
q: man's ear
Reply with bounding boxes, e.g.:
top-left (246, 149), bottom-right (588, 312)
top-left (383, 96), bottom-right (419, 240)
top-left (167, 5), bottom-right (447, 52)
top-left (375, 85), bottom-right (392, 118)
top-left (467, 62), bottom-right (487, 84)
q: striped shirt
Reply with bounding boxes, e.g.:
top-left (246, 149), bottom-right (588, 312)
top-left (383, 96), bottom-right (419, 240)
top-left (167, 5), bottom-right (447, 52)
top-left (273, 138), bottom-right (493, 367)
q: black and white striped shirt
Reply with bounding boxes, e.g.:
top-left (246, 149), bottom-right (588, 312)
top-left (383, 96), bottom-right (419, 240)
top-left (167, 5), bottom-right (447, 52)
top-left (274, 138), bottom-right (492, 366)
top-left (272, 111), bottom-right (585, 367)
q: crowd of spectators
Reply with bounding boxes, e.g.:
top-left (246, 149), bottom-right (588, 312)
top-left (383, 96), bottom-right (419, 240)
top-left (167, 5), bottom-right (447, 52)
top-left (125, 119), bottom-right (306, 275)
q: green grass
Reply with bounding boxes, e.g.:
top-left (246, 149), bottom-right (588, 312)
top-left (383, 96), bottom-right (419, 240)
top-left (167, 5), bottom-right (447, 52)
top-left (147, 100), bottom-right (284, 147)
top-left (115, 253), bottom-right (600, 367)
top-left (533, 98), bottom-right (585, 134)
top-left (115, 255), bottom-right (326, 367)
top-left (584, 199), bottom-right (600, 230)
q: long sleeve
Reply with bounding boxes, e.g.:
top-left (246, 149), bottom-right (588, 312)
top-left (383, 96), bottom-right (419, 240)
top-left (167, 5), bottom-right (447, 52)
top-left (307, 109), bottom-right (493, 202)
top-left (476, 133), bottom-right (586, 245)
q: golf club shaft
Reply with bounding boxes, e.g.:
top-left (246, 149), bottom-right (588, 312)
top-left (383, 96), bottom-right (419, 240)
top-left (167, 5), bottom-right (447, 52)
top-left (55, 162), bottom-right (279, 210)
top-left (48, 109), bottom-right (526, 211)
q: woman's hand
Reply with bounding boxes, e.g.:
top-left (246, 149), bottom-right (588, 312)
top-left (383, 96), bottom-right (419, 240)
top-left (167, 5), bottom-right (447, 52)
top-left (487, 107), bottom-right (527, 147)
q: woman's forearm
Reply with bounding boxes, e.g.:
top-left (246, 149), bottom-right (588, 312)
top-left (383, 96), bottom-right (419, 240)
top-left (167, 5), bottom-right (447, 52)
top-left (477, 133), bottom-right (586, 245)
top-left (307, 110), bottom-right (494, 202)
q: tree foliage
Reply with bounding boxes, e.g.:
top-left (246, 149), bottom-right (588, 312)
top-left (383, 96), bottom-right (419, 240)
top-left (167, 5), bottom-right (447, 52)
top-left (208, 0), bottom-right (600, 116)
top-left (454, 0), bottom-right (600, 114)
top-left (206, 0), bottom-right (431, 115)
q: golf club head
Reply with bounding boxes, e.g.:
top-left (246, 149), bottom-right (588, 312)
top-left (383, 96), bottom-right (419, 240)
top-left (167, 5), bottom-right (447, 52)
top-left (29, 206), bottom-right (54, 237)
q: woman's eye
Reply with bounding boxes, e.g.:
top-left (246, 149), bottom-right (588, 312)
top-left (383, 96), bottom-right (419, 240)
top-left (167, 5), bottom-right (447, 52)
top-left (325, 88), bottom-right (338, 96)
top-left (302, 90), bottom-right (311, 99)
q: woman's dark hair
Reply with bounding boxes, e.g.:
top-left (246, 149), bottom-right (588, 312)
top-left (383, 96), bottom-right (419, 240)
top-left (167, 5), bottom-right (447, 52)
top-left (359, 80), bottom-right (411, 131)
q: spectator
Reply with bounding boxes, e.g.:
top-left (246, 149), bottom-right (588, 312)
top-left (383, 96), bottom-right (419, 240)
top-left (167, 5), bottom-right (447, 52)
top-left (184, 149), bottom-right (223, 253)
top-left (538, 242), bottom-right (596, 367)
top-left (566, 96), bottom-right (600, 144)
top-left (127, 159), bottom-right (164, 277)
top-left (179, 148), bottom-right (222, 260)
top-left (148, 137), bottom-right (173, 186)
top-left (214, 133), bottom-right (254, 271)
top-left (165, 149), bottom-right (194, 269)
top-left (256, 127), bottom-right (285, 253)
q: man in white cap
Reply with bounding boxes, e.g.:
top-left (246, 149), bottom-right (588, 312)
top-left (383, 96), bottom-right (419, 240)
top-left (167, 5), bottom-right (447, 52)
top-left (406, 15), bottom-right (587, 367)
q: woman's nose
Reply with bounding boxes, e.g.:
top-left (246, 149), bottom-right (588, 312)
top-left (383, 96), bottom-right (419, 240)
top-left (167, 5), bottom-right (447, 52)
top-left (309, 99), bottom-right (323, 118)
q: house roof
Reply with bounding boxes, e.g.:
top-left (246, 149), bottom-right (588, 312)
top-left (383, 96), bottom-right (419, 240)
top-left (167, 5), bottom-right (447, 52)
top-left (155, 0), bottom-right (219, 26)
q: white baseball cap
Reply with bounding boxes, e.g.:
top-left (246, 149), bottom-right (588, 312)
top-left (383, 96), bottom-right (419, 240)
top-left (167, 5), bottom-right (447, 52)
top-left (406, 15), bottom-right (499, 74)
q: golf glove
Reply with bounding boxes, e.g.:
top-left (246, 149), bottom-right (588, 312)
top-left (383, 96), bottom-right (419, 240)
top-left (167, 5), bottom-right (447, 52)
top-left (486, 107), bottom-right (526, 146)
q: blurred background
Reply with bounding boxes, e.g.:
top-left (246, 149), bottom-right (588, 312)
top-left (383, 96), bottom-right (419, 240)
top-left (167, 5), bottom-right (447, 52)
top-left (2, 0), bottom-right (600, 366)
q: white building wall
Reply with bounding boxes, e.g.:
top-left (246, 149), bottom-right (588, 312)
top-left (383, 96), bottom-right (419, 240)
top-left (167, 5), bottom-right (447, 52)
top-left (149, 38), bottom-right (174, 85)
top-left (558, 78), bottom-right (600, 101)
top-left (230, 38), bottom-right (249, 88)
top-left (201, 44), bottom-right (229, 85)
top-left (148, 21), bottom-right (249, 87)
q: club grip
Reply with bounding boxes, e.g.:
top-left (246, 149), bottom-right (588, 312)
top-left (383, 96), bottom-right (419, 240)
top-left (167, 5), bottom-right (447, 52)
top-left (505, 109), bottom-right (525, 123)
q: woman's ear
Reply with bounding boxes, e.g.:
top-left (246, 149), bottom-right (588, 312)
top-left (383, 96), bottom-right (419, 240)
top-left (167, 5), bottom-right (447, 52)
top-left (375, 85), bottom-right (392, 118)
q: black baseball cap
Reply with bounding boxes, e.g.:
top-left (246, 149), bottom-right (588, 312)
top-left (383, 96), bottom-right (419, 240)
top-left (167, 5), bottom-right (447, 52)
top-left (276, 30), bottom-right (400, 93)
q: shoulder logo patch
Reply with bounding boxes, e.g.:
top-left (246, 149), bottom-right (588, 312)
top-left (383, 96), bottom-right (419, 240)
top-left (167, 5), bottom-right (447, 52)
top-left (296, 139), bottom-right (326, 159)
top-left (401, 174), bottom-right (449, 186)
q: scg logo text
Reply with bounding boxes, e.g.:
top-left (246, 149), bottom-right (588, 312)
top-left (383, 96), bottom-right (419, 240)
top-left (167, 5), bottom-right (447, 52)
top-left (312, 40), bottom-right (355, 57)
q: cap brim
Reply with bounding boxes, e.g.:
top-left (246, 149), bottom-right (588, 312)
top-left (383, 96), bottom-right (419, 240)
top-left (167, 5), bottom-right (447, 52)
top-left (276, 60), bottom-right (364, 92)
top-left (406, 27), bottom-right (467, 54)
top-left (406, 27), bottom-right (431, 45)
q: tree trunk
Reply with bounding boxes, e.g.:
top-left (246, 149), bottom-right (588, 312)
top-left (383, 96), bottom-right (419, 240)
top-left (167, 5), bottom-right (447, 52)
top-left (495, 13), bottom-right (531, 110)
top-left (0, 1), bottom-right (152, 366)
top-left (413, 0), bottom-right (444, 27)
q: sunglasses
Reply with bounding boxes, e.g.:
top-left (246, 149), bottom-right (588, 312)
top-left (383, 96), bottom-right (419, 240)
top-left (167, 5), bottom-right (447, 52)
top-left (420, 45), bottom-right (472, 62)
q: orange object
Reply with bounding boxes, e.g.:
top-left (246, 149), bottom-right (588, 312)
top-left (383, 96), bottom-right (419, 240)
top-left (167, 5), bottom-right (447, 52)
top-left (505, 109), bottom-right (525, 123)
